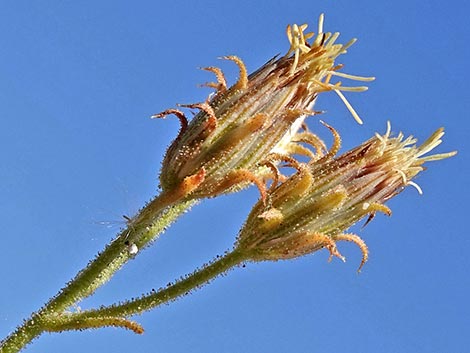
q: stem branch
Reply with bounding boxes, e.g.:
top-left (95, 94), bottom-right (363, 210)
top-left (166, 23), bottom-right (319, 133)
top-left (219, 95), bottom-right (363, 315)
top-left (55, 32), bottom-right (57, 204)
top-left (49, 249), bottom-right (248, 329)
top-left (0, 193), bottom-right (195, 353)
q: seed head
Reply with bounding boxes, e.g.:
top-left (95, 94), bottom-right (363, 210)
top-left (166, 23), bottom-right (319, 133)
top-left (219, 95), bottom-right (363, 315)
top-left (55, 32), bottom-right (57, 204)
top-left (236, 123), bottom-right (456, 271)
top-left (154, 14), bottom-right (373, 203)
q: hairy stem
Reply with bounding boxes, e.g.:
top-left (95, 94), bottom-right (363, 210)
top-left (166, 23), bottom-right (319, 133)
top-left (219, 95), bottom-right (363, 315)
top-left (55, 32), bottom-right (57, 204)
top-left (0, 193), bottom-right (196, 353)
top-left (47, 249), bottom-right (248, 330)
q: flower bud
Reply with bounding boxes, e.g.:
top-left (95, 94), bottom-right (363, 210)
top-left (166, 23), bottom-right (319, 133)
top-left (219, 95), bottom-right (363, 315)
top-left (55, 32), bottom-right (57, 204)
top-left (236, 123), bottom-right (456, 271)
top-left (154, 14), bottom-right (373, 203)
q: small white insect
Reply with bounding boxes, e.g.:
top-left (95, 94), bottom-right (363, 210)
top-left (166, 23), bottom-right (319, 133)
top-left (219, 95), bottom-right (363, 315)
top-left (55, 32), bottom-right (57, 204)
top-left (127, 243), bottom-right (138, 256)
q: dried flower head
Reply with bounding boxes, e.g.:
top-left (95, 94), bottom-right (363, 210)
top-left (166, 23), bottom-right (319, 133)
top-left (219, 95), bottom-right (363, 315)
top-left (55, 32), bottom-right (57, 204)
top-left (154, 14), bottom-right (373, 203)
top-left (236, 123), bottom-right (456, 271)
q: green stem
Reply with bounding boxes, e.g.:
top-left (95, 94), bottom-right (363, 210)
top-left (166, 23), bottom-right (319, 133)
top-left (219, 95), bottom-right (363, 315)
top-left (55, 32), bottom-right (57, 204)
top-left (0, 193), bottom-right (196, 353)
top-left (0, 320), bottom-right (43, 353)
top-left (47, 249), bottom-right (248, 330)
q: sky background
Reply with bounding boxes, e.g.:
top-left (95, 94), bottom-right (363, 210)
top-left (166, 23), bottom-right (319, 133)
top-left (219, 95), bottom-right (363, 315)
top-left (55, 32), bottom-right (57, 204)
top-left (0, 1), bottom-right (468, 352)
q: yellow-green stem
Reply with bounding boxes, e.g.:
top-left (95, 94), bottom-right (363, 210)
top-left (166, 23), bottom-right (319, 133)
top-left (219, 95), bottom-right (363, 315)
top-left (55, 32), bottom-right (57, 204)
top-left (0, 193), bottom-right (195, 353)
top-left (47, 249), bottom-right (248, 330)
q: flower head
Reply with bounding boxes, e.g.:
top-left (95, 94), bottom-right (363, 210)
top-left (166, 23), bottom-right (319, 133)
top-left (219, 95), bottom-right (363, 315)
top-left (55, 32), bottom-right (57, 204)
top-left (154, 14), bottom-right (373, 203)
top-left (236, 123), bottom-right (456, 271)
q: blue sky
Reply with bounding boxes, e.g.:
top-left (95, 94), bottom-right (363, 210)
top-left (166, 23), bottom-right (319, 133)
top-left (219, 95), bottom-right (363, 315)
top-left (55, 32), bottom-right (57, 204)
top-left (0, 1), bottom-right (468, 352)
